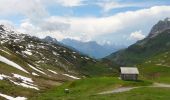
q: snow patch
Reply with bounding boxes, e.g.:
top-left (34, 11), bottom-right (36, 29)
top-left (0, 93), bottom-right (27, 100)
top-left (63, 74), bottom-right (80, 80)
top-left (10, 80), bottom-right (39, 90)
top-left (52, 51), bottom-right (60, 56)
top-left (0, 74), bottom-right (11, 80)
top-left (22, 50), bottom-right (32, 56)
top-left (73, 56), bottom-right (76, 59)
top-left (52, 51), bottom-right (57, 55)
top-left (0, 55), bottom-right (29, 73)
top-left (48, 69), bottom-right (58, 74)
top-left (27, 44), bottom-right (34, 48)
top-left (85, 57), bottom-right (90, 60)
top-left (32, 72), bottom-right (39, 76)
top-left (11, 73), bottom-right (39, 90)
top-left (0, 49), bottom-right (11, 55)
top-left (28, 64), bottom-right (47, 75)
top-left (13, 74), bottom-right (33, 83)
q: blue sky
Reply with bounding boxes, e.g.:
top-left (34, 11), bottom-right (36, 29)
top-left (0, 0), bottom-right (170, 46)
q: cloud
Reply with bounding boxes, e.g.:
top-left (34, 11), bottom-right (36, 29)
top-left (0, 0), bottom-right (85, 23)
top-left (44, 6), bottom-right (170, 37)
top-left (53, 0), bottom-right (84, 7)
top-left (129, 30), bottom-right (145, 40)
top-left (0, 0), bottom-right (47, 16)
top-left (96, 0), bottom-right (170, 13)
top-left (0, 0), bottom-right (168, 45)
top-left (18, 20), bottom-right (40, 34)
top-left (0, 20), bottom-right (16, 31)
top-left (15, 6), bottom-right (170, 43)
top-left (0, 20), bottom-right (13, 26)
top-left (40, 18), bottom-right (70, 32)
top-left (97, 1), bottom-right (134, 12)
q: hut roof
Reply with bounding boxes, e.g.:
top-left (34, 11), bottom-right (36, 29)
top-left (120, 67), bottom-right (139, 74)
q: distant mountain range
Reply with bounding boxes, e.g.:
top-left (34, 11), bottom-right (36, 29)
top-left (106, 18), bottom-right (170, 66)
top-left (61, 39), bottom-right (126, 59)
top-left (43, 37), bottom-right (125, 59)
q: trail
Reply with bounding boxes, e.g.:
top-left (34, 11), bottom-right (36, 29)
top-left (98, 82), bottom-right (170, 95)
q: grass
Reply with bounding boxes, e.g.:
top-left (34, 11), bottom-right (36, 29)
top-left (137, 50), bottom-right (170, 83)
top-left (30, 77), bottom-right (152, 100)
top-left (138, 64), bottom-right (170, 83)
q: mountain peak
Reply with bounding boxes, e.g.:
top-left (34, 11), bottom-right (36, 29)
top-left (148, 17), bottom-right (170, 38)
top-left (164, 17), bottom-right (170, 22)
top-left (0, 25), bottom-right (5, 31)
top-left (44, 36), bottom-right (58, 42)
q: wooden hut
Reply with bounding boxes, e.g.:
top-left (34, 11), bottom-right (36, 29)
top-left (120, 67), bottom-right (139, 81)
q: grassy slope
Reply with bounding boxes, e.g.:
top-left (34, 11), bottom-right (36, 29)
top-left (107, 29), bottom-right (170, 66)
top-left (30, 77), bottom-right (151, 100)
top-left (30, 41), bottom-right (170, 100)
top-left (138, 50), bottom-right (170, 83)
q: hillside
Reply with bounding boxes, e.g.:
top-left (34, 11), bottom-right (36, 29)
top-left (137, 48), bottom-right (170, 84)
top-left (107, 18), bottom-right (170, 66)
top-left (0, 25), bottom-right (113, 99)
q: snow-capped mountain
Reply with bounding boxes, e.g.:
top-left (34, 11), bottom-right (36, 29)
top-left (0, 25), bottom-right (112, 99)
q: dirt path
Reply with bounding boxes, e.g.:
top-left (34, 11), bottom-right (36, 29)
top-left (98, 87), bottom-right (138, 94)
top-left (152, 83), bottom-right (170, 87)
top-left (98, 82), bottom-right (170, 95)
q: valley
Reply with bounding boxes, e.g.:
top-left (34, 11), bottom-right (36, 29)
top-left (1, 16), bottom-right (170, 100)
top-left (29, 18), bottom-right (170, 100)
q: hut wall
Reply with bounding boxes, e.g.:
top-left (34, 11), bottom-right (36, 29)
top-left (121, 74), bottom-right (138, 80)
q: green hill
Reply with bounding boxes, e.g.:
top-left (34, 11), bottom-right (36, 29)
top-left (106, 18), bottom-right (170, 84)
top-left (107, 18), bottom-right (170, 66)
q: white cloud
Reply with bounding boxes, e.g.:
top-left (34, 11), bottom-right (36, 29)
top-left (53, 0), bottom-right (84, 7)
top-left (44, 6), bottom-right (170, 38)
top-left (14, 6), bottom-right (170, 43)
top-left (0, 0), bottom-right (47, 16)
top-left (0, 20), bottom-right (13, 27)
top-left (97, 1), bottom-right (134, 12)
top-left (129, 30), bottom-right (145, 40)
top-left (18, 21), bottom-right (39, 34)
top-left (0, 0), bottom-right (84, 18)
top-left (0, 20), bottom-right (16, 31)
top-left (0, 0), bottom-right (168, 45)
top-left (96, 0), bottom-right (165, 13)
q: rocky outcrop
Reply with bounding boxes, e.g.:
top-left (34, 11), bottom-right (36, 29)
top-left (149, 18), bottom-right (170, 38)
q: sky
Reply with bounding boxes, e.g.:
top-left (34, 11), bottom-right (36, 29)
top-left (0, 0), bottom-right (170, 46)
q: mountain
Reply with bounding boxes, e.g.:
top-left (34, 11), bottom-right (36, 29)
top-left (149, 18), bottom-right (170, 38)
top-left (0, 25), bottom-right (113, 99)
top-left (60, 38), bottom-right (125, 58)
top-left (43, 36), bottom-right (59, 43)
top-left (107, 18), bottom-right (170, 66)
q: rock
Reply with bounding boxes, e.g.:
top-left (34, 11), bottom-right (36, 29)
top-left (64, 88), bottom-right (70, 94)
top-left (149, 17), bottom-right (170, 38)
